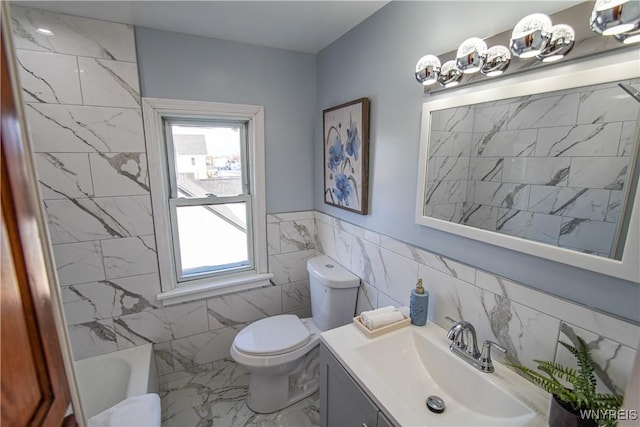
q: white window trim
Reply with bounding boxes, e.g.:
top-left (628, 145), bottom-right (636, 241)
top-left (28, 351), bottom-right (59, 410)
top-left (142, 97), bottom-right (272, 306)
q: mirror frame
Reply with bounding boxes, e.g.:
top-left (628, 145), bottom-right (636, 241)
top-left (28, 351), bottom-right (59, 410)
top-left (416, 50), bottom-right (640, 283)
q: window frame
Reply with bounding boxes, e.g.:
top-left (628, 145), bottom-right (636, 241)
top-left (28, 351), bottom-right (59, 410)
top-left (142, 98), bottom-right (272, 306)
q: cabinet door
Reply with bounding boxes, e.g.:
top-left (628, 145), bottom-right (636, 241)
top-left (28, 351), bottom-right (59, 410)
top-left (320, 343), bottom-right (379, 427)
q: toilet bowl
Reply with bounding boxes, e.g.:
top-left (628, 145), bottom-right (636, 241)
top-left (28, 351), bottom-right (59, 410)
top-left (230, 255), bottom-right (359, 413)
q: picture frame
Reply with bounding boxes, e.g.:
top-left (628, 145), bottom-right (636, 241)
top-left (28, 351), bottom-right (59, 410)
top-left (323, 97), bottom-right (370, 215)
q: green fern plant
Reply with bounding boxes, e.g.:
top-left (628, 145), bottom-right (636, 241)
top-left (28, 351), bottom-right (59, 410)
top-left (508, 336), bottom-right (623, 427)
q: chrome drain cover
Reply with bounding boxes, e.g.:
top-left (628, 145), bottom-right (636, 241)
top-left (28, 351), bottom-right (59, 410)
top-left (426, 395), bottom-right (445, 414)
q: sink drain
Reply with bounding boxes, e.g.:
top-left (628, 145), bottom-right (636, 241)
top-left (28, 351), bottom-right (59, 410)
top-left (426, 395), bottom-right (445, 414)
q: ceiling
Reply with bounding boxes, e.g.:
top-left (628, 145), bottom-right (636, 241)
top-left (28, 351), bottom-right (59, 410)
top-left (11, 1), bottom-right (389, 53)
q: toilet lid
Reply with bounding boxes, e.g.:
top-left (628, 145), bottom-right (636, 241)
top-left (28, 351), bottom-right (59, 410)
top-left (234, 315), bottom-right (310, 356)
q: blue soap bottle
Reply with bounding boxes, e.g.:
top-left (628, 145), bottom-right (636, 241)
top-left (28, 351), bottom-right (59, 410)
top-left (410, 279), bottom-right (428, 326)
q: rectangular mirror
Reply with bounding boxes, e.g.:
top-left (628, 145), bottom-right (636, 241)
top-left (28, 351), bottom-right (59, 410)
top-left (416, 53), bottom-right (640, 282)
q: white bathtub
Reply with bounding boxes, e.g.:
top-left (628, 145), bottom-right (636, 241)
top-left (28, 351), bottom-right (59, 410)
top-left (74, 344), bottom-right (158, 419)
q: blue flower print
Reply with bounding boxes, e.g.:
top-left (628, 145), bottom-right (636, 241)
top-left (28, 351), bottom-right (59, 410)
top-left (332, 173), bottom-right (352, 206)
top-left (327, 136), bottom-right (345, 171)
top-left (346, 121), bottom-right (360, 161)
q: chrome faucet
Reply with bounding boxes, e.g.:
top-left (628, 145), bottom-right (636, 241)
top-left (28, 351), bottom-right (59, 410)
top-left (445, 316), bottom-right (507, 373)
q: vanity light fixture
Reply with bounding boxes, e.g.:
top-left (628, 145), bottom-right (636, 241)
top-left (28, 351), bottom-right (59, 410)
top-left (509, 13), bottom-right (552, 58)
top-left (456, 37), bottom-right (487, 74)
top-left (614, 27), bottom-right (640, 43)
top-left (438, 60), bottom-right (463, 87)
top-left (415, 55), bottom-right (441, 86)
top-left (480, 45), bottom-right (511, 76)
top-left (590, 0), bottom-right (640, 36)
top-left (537, 24), bottom-right (575, 62)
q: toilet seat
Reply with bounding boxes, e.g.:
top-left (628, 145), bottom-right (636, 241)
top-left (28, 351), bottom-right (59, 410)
top-left (234, 314), bottom-right (310, 356)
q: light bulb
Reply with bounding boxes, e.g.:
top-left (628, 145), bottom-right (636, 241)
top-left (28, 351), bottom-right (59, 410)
top-left (415, 55), bottom-right (441, 86)
top-left (537, 24), bottom-right (575, 62)
top-left (481, 45), bottom-right (511, 76)
top-left (591, 0), bottom-right (640, 36)
top-left (438, 60), bottom-right (463, 88)
top-left (510, 13), bottom-right (552, 58)
top-left (455, 38), bottom-right (487, 74)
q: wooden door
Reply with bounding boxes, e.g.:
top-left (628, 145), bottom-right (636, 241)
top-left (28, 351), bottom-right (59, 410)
top-left (1, 18), bottom-right (73, 427)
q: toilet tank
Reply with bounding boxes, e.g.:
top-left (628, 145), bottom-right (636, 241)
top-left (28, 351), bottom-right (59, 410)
top-left (307, 256), bottom-right (359, 332)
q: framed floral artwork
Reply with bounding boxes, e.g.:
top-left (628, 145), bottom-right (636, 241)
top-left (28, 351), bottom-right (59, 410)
top-left (323, 98), bottom-right (370, 215)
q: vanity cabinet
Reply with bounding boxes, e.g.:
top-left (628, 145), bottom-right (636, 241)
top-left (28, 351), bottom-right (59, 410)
top-left (320, 343), bottom-right (395, 427)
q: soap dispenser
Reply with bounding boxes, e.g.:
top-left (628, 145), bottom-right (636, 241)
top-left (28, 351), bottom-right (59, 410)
top-left (410, 279), bottom-right (428, 326)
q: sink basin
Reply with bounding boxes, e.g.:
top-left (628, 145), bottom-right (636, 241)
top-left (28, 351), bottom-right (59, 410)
top-left (321, 320), bottom-right (548, 426)
top-left (355, 328), bottom-right (536, 426)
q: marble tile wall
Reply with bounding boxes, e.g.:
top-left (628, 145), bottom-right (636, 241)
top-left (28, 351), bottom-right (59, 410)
top-left (315, 211), bottom-right (639, 396)
top-left (428, 79), bottom-right (640, 257)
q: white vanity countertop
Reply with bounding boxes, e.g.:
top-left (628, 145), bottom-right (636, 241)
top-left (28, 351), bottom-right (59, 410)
top-left (321, 321), bottom-right (551, 427)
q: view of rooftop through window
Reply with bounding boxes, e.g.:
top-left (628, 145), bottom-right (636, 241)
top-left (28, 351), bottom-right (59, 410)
top-left (169, 123), bottom-right (250, 279)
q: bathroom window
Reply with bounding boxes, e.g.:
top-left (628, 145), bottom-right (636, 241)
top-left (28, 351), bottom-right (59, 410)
top-left (142, 98), bottom-right (271, 305)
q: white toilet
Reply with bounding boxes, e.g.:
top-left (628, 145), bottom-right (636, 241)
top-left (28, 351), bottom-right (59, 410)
top-left (230, 255), bottom-right (359, 413)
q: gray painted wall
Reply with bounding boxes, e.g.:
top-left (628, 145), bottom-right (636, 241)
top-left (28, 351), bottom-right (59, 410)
top-left (315, 1), bottom-right (640, 323)
top-left (135, 27), bottom-right (316, 213)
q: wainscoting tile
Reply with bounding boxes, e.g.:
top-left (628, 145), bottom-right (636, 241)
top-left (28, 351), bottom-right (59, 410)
top-left (507, 93), bottom-right (579, 130)
top-left (267, 222), bottom-right (281, 255)
top-left (568, 157), bottom-right (629, 190)
top-left (101, 235), bottom-right (158, 279)
top-left (16, 50), bottom-right (82, 104)
top-left (171, 325), bottom-right (244, 370)
top-left (11, 6), bottom-right (137, 61)
top-left (605, 191), bottom-right (622, 223)
top-left (559, 218), bottom-right (616, 254)
top-left (280, 219), bottom-right (314, 253)
top-left (557, 323), bottom-right (637, 396)
top-left (52, 240), bottom-right (105, 286)
top-left (468, 157), bottom-right (503, 182)
top-left (462, 203), bottom-right (498, 231)
top-left (428, 156), bottom-right (470, 182)
top-left (78, 57), bottom-right (140, 108)
top-left (429, 131), bottom-right (472, 159)
top-left (269, 250), bottom-right (315, 285)
top-left (473, 182), bottom-right (530, 210)
top-left (472, 129), bottom-right (537, 157)
top-left (502, 157), bottom-right (570, 186)
top-left (496, 209), bottom-right (561, 245)
top-left (44, 195), bottom-right (153, 244)
top-left (355, 281), bottom-right (377, 315)
top-left (528, 186), bottom-right (609, 221)
top-left (154, 342), bottom-right (175, 377)
top-left (536, 123), bottom-right (622, 157)
top-left (577, 86), bottom-right (640, 125)
top-left (424, 203), bottom-right (464, 223)
top-left (62, 273), bottom-right (160, 324)
top-left (335, 219), bottom-right (381, 246)
top-left (431, 106), bottom-right (474, 132)
top-left (618, 121), bottom-right (638, 156)
top-left (268, 211), bottom-right (315, 222)
top-left (68, 319), bottom-right (118, 360)
top-left (207, 285), bottom-right (282, 330)
top-left (35, 153), bottom-right (93, 200)
top-left (472, 103), bottom-right (510, 133)
top-left (25, 104), bottom-right (145, 153)
top-left (282, 280), bottom-right (311, 313)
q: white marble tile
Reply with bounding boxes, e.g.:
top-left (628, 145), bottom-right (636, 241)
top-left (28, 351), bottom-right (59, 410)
top-left (313, 211), bottom-right (334, 226)
top-left (472, 129), bottom-right (537, 157)
top-left (473, 182), bottom-right (530, 210)
top-left (315, 220), bottom-right (352, 265)
top-left (428, 131), bottom-right (472, 159)
top-left (425, 203), bottom-right (464, 223)
top-left (559, 218), bottom-right (616, 254)
top-left (90, 152), bottom-right (149, 196)
top-left (497, 209), bottom-right (561, 245)
top-left (425, 180), bottom-right (467, 205)
top-left (16, 50), bottom-right (82, 104)
top-left (377, 291), bottom-right (403, 309)
top-left (427, 155), bottom-right (470, 182)
top-left (280, 219), bottom-right (315, 253)
top-left (35, 153), bottom-right (93, 200)
top-left (314, 219), bottom-right (336, 259)
top-left (461, 203), bottom-right (498, 231)
top-left (577, 86), bottom-right (640, 125)
top-left (25, 104), bottom-right (145, 153)
top-left (101, 235), bottom-right (158, 279)
top-left (508, 93), bottom-right (580, 130)
top-left (528, 186), bottom-right (610, 221)
top-left (282, 280), bottom-right (311, 313)
top-left (62, 273), bottom-right (160, 324)
top-left (78, 57), bottom-right (140, 108)
top-left (468, 157), bottom-right (503, 182)
top-left (536, 123), bottom-right (622, 157)
top-left (431, 106), bottom-right (474, 132)
top-left (68, 319), bottom-right (118, 360)
top-left (52, 240), bottom-right (105, 286)
top-left (44, 195), bottom-right (153, 244)
top-left (268, 211), bottom-right (315, 222)
top-left (502, 157), bottom-right (570, 186)
top-left (472, 103), bottom-right (510, 133)
top-left (334, 219), bottom-right (381, 246)
top-left (171, 325), bottom-right (243, 369)
top-left (11, 6), bottom-right (137, 61)
top-left (474, 271), bottom-right (640, 349)
top-left (268, 249), bottom-right (315, 285)
top-left (568, 157), bottom-right (629, 190)
top-left (266, 222), bottom-right (281, 255)
top-left (206, 285), bottom-right (282, 330)
top-left (557, 323), bottom-right (637, 396)
top-left (355, 281), bottom-right (378, 315)
top-left (618, 121), bottom-right (638, 157)
top-left (115, 301), bottom-right (209, 349)
top-left (605, 191), bottom-right (622, 223)
top-left (154, 342), bottom-right (175, 376)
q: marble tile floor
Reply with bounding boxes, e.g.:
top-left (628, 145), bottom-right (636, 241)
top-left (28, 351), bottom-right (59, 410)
top-left (160, 358), bottom-right (319, 427)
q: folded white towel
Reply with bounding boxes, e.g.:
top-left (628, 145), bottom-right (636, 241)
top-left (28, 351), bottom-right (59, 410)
top-left (360, 306), bottom-right (404, 330)
top-left (88, 393), bottom-right (161, 427)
